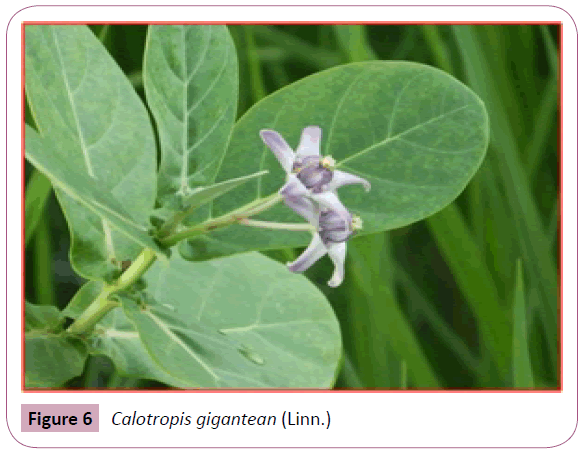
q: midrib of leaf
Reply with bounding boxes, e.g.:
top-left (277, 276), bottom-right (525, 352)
top-left (336, 103), bottom-right (472, 168)
top-left (180, 26), bottom-right (189, 193)
top-left (104, 328), bottom-right (140, 340)
top-left (51, 29), bottom-right (95, 179)
top-left (51, 28), bottom-right (117, 261)
top-left (144, 309), bottom-right (220, 383)
top-left (180, 27), bottom-right (233, 193)
top-left (219, 318), bottom-right (330, 333)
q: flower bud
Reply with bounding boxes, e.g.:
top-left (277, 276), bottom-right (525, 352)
top-left (319, 209), bottom-right (353, 244)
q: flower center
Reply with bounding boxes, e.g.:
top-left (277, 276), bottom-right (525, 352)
top-left (292, 155), bottom-right (334, 193)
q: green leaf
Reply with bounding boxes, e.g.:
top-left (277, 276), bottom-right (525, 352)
top-left (183, 61), bottom-right (488, 259)
top-left (26, 126), bottom-right (167, 280)
top-left (26, 334), bottom-right (87, 388)
top-left (144, 25), bottom-right (238, 201)
top-left (512, 260), bottom-right (535, 388)
top-left (183, 171), bottom-right (269, 210)
top-left (25, 25), bottom-right (158, 280)
top-left (90, 307), bottom-right (191, 388)
top-left (126, 252), bottom-right (341, 387)
top-left (25, 301), bottom-right (87, 388)
top-left (25, 301), bottom-right (63, 332)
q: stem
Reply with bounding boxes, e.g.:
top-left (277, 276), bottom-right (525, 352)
top-left (68, 194), bottom-right (284, 335)
top-left (67, 248), bottom-right (157, 335)
top-left (160, 193), bottom-right (284, 247)
top-left (240, 219), bottom-right (315, 232)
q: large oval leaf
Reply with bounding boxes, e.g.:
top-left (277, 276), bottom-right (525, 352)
top-left (125, 252), bottom-right (342, 388)
top-left (144, 25), bottom-right (238, 202)
top-left (25, 25), bottom-right (157, 280)
top-left (183, 61), bottom-right (488, 260)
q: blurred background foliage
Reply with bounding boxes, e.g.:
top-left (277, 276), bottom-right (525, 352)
top-left (25, 24), bottom-right (559, 389)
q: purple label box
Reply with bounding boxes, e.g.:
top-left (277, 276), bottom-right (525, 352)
top-left (21, 404), bottom-right (99, 432)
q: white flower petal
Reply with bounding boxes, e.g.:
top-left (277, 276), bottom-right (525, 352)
top-left (328, 170), bottom-right (371, 192)
top-left (283, 196), bottom-right (318, 226)
top-left (310, 191), bottom-right (351, 226)
top-left (279, 174), bottom-right (310, 199)
top-left (326, 241), bottom-right (347, 287)
top-left (295, 126), bottom-right (322, 159)
top-left (280, 178), bottom-right (318, 225)
top-left (260, 129), bottom-right (296, 173)
top-left (287, 234), bottom-right (327, 273)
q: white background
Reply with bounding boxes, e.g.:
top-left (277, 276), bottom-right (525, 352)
top-left (2, 0), bottom-right (579, 458)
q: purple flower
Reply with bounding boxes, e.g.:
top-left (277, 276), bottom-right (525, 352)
top-left (257, 126), bottom-right (370, 287)
top-left (286, 205), bottom-right (363, 288)
top-left (259, 126), bottom-right (371, 214)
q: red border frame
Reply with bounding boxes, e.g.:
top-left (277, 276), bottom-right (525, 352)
top-left (19, 21), bottom-right (564, 394)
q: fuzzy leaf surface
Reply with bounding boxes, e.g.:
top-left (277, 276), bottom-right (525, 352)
top-left (25, 25), bottom-right (158, 279)
top-left (124, 252), bottom-right (342, 387)
top-left (144, 25), bottom-right (238, 202)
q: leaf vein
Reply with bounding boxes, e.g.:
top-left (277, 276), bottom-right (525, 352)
top-left (51, 27), bottom-right (96, 179)
top-left (337, 104), bottom-right (472, 167)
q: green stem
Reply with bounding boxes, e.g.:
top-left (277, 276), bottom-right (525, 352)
top-left (160, 193), bottom-right (284, 247)
top-left (68, 192), bottom-right (285, 335)
top-left (240, 218), bottom-right (315, 232)
top-left (33, 213), bottom-right (56, 306)
top-left (67, 248), bottom-right (157, 335)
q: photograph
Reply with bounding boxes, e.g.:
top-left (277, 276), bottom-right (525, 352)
top-left (24, 23), bottom-right (559, 391)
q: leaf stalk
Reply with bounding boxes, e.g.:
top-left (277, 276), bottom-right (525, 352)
top-left (67, 194), bottom-right (285, 334)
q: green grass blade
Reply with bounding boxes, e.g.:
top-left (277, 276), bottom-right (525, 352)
top-left (452, 26), bottom-right (558, 378)
top-left (25, 168), bottom-right (52, 246)
top-left (426, 203), bottom-right (511, 382)
top-left (32, 213), bottom-right (56, 306)
top-left (420, 25), bottom-right (454, 74)
top-left (333, 25), bottom-right (378, 62)
top-left (243, 26), bottom-right (267, 102)
top-left (346, 233), bottom-right (440, 388)
top-left (525, 79), bottom-right (558, 178)
top-left (395, 263), bottom-right (486, 382)
top-left (338, 353), bottom-right (365, 388)
top-left (512, 260), bottom-right (535, 388)
top-left (541, 25), bottom-right (558, 78)
top-left (400, 360), bottom-right (407, 389)
top-left (253, 26), bottom-right (342, 69)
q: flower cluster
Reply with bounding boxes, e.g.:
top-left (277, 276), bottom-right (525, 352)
top-left (259, 126), bottom-right (370, 287)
